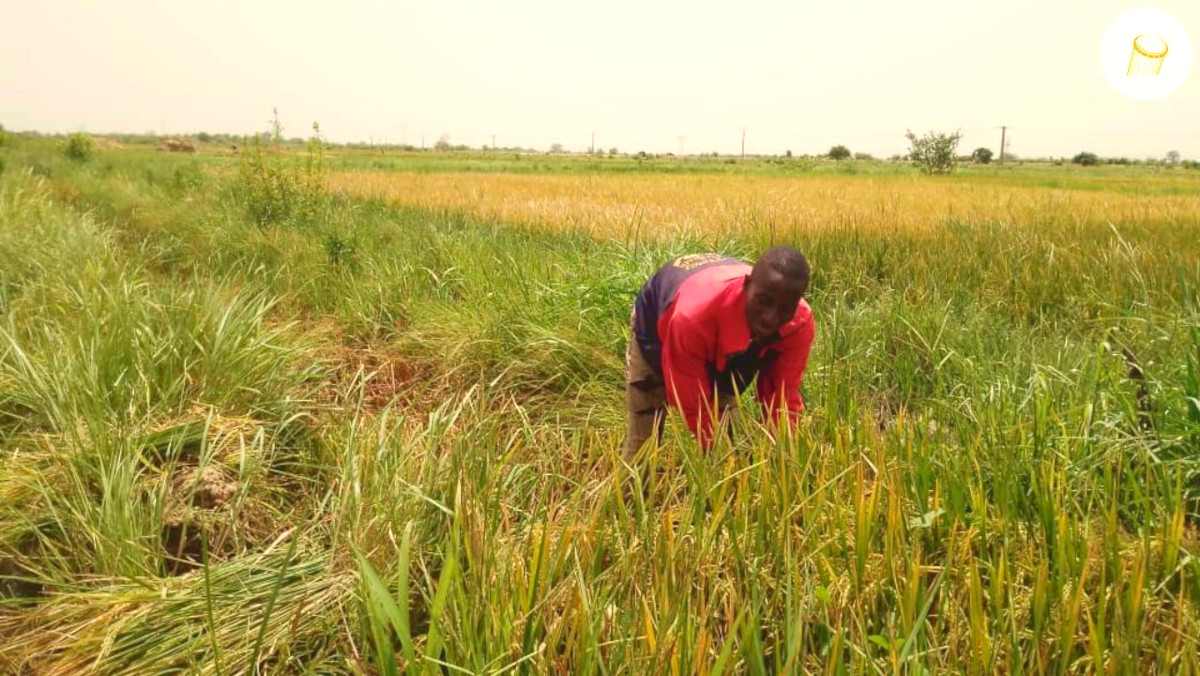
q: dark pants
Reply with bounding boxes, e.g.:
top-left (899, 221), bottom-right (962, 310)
top-left (623, 311), bottom-right (735, 458)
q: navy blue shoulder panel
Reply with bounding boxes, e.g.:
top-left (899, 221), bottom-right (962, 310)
top-left (632, 254), bottom-right (743, 373)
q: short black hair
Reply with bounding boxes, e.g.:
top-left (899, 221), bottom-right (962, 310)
top-left (753, 245), bottom-right (809, 285)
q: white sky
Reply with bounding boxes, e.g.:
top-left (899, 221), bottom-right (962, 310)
top-left (2, 0), bottom-right (1198, 158)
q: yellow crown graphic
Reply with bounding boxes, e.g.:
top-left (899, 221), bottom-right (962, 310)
top-left (1127, 34), bottom-right (1168, 75)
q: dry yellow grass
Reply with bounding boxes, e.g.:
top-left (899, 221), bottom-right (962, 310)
top-left (330, 170), bottom-right (1200, 240)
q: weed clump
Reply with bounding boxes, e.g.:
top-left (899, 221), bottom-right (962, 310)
top-left (235, 110), bottom-right (328, 228)
top-left (60, 133), bottom-right (96, 162)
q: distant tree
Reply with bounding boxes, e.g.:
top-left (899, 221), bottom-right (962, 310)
top-left (828, 144), bottom-right (851, 160)
top-left (905, 129), bottom-right (963, 174)
top-left (1072, 152), bottom-right (1099, 166)
top-left (971, 147), bottom-right (993, 164)
top-left (61, 132), bottom-right (96, 161)
top-left (1166, 150), bottom-right (1181, 165)
top-left (785, 149), bottom-right (793, 158)
top-left (550, 142), bottom-right (564, 153)
top-left (434, 134), bottom-right (452, 151)
top-left (608, 147), bottom-right (618, 156)
top-left (853, 152), bottom-right (874, 161)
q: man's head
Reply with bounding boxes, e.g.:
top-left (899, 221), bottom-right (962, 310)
top-left (744, 245), bottom-right (809, 340)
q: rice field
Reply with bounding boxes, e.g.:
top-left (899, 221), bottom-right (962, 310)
top-left (330, 169), bottom-right (1200, 241)
top-left (1, 139), bottom-right (1199, 674)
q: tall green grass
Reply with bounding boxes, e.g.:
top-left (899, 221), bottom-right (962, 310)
top-left (0, 145), bottom-right (1198, 674)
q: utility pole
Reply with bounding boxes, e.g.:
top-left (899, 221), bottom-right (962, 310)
top-left (999, 125), bottom-right (1007, 164)
top-left (421, 132), bottom-right (425, 150)
top-left (591, 131), bottom-right (595, 154)
top-left (740, 127), bottom-right (747, 159)
top-left (491, 134), bottom-right (496, 150)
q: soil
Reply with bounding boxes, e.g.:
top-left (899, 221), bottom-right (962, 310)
top-left (161, 465), bottom-right (239, 576)
top-left (0, 538), bottom-right (44, 602)
top-left (323, 346), bottom-right (425, 413)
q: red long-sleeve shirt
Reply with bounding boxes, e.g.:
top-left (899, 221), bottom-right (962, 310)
top-left (635, 256), bottom-right (815, 447)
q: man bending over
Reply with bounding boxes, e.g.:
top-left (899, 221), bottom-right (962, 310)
top-left (624, 246), bottom-right (815, 457)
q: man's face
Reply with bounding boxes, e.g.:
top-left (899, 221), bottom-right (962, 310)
top-left (744, 268), bottom-right (806, 340)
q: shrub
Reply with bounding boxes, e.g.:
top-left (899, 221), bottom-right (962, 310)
top-left (1072, 152), bottom-right (1099, 166)
top-left (236, 120), bottom-right (328, 228)
top-left (971, 147), bottom-right (993, 164)
top-left (61, 133), bottom-right (96, 162)
top-left (905, 129), bottom-right (962, 175)
top-left (323, 232), bottom-right (358, 268)
top-left (0, 123), bottom-right (9, 147)
top-left (853, 152), bottom-right (874, 161)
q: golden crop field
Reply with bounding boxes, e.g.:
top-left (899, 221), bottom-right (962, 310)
top-left (330, 169), bottom-right (1200, 240)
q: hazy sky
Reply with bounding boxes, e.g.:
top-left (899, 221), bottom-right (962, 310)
top-left (2, 0), bottom-right (1197, 158)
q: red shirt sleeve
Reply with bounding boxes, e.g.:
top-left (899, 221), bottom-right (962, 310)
top-left (756, 313), bottom-right (815, 427)
top-left (660, 314), bottom-right (718, 448)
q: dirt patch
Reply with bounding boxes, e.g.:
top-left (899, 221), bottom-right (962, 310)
top-left (296, 317), bottom-right (445, 415)
top-left (155, 138), bottom-right (198, 153)
top-left (0, 537), bottom-right (44, 602)
top-left (161, 465), bottom-right (239, 576)
top-left (177, 466), bottom-right (238, 509)
top-left (322, 347), bottom-right (426, 413)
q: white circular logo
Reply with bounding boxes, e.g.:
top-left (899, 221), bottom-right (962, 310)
top-left (1100, 7), bottom-right (1193, 100)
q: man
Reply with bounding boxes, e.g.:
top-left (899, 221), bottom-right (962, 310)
top-left (624, 246), bottom-right (815, 457)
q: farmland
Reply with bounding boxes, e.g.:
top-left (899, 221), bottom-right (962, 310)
top-left (1, 136), bottom-right (1199, 674)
